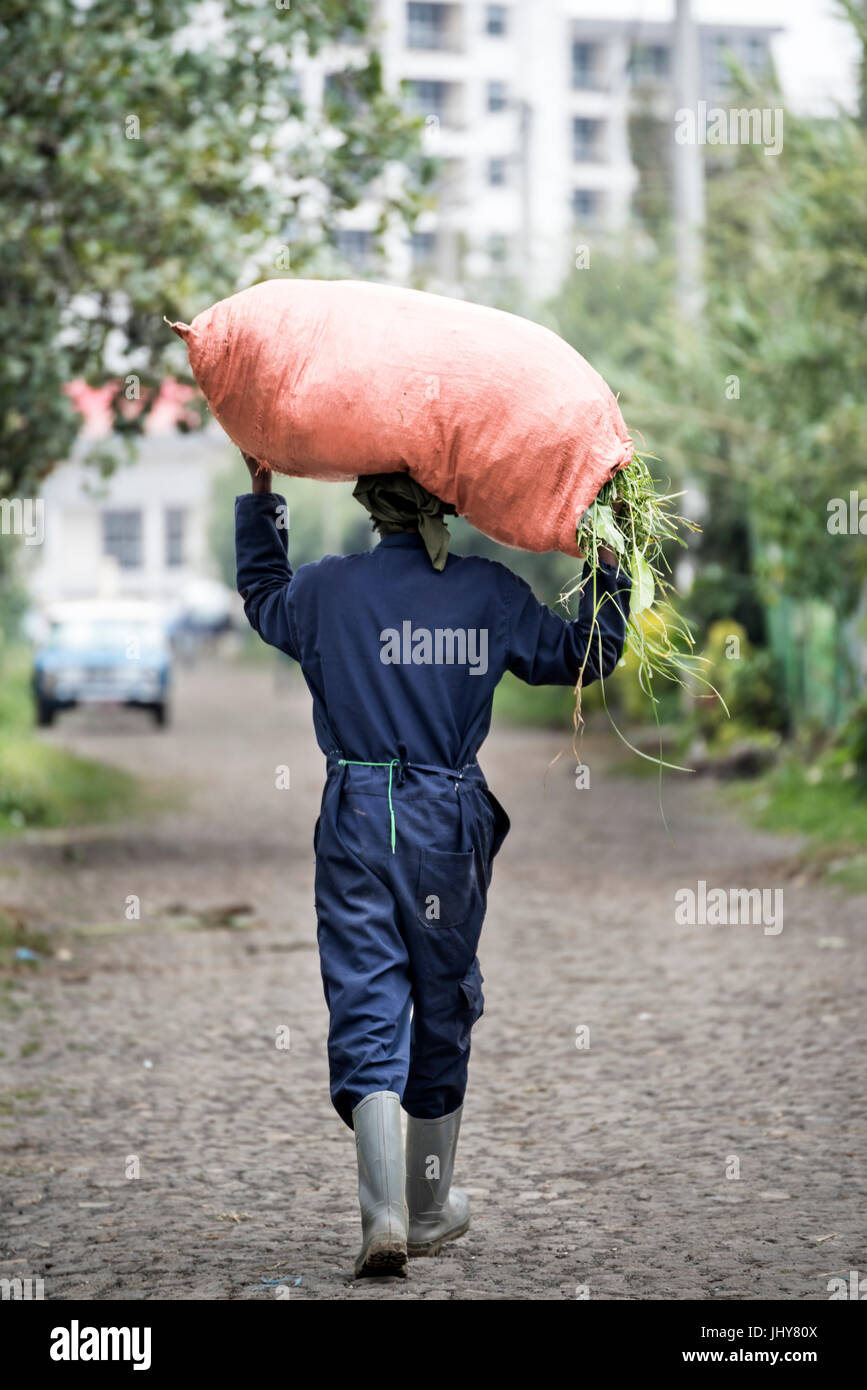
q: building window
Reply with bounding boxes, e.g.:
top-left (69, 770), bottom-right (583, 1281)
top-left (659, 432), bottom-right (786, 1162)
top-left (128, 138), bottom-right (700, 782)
top-left (710, 35), bottom-right (734, 88)
top-left (411, 230), bottom-right (437, 266)
top-left (487, 156), bottom-right (507, 187)
top-left (485, 5), bottom-right (507, 38)
top-left (102, 509), bottom-right (143, 570)
top-left (572, 188), bottom-right (599, 221)
top-left (405, 78), bottom-right (450, 124)
top-left (487, 80), bottom-right (508, 113)
top-left (572, 41), bottom-right (601, 90)
top-left (745, 34), bottom-right (769, 76)
top-left (336, 229), bottom-right (373, 271)
top-left (165, 508), bottom-right (186, 568)
top-left (488, 232), bottom-right (508, 263)
top-left (407, 3), bottom-right (450, 52)
top-left (629, 44), bottom-right (670, 82)
top-left (572, 116), bottom-right (602, 162)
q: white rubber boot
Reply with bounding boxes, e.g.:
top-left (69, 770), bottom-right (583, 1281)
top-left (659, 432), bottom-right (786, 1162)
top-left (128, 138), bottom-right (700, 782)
top-left (405, 1105), bottom-right (470, 1256)
top-left (351, 1091), bottom-right (408, 1278)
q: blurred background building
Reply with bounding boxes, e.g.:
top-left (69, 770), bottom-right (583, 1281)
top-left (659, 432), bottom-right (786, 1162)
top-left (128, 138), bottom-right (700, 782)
top-left (25, 382), bottom-right (236, 636)
top-left (305, 1), bottom-right (778, 297)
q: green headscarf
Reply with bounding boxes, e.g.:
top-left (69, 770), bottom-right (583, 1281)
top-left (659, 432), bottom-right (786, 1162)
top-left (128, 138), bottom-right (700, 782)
top-left (352, 472), bottom-right (456, 572)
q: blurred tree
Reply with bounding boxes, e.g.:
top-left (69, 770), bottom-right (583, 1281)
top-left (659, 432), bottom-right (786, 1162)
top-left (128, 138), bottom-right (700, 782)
top-left (549, 12), bottom-right (867, 731)
top-left (628, 106), bottom-right (672, 249)
top-left (702, 105), bottom-right (867, 616)
top-left (0, 0), bottom-right (433, 501)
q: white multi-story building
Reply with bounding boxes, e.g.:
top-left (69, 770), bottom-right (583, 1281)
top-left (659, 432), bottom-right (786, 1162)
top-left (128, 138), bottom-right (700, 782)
top-left (308, 1), bottom-right (780, 299)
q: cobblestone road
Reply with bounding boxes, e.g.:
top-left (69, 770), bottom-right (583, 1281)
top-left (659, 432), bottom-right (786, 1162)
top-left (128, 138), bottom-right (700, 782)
top-left (1, 660), bottom-right (864, 1300)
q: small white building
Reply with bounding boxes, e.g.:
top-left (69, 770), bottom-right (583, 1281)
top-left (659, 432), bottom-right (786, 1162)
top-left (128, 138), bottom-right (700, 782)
top-left (26, 382), bottom-right (233, 622)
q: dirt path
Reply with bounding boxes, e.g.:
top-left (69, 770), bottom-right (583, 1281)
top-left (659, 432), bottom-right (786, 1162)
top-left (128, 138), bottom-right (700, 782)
top-left (1, 658), bottom-right (864, 1301)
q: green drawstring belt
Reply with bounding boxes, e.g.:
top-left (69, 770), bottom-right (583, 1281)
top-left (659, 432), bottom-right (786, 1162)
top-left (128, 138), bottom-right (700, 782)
top-left (337, 758), bottom-right (400, 853)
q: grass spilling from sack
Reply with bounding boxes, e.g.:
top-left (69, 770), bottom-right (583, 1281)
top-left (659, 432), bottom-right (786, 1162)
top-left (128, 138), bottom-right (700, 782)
top-left (563, 450), bottom-right (719, 785)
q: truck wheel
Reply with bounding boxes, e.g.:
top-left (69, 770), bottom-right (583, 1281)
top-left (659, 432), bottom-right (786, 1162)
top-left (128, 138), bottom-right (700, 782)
top-left (151, 701), bottom-right (169, 728)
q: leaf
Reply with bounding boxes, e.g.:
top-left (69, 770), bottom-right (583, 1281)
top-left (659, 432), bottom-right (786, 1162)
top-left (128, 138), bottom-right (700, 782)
top-left (591, 503), bottom-right (625, 554)
top-left (631, 552), bottom-right (655, 614)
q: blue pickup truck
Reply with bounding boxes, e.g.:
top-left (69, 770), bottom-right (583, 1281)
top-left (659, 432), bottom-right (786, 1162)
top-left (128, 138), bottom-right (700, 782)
top-left (32, 600), bottom-right (172, 728)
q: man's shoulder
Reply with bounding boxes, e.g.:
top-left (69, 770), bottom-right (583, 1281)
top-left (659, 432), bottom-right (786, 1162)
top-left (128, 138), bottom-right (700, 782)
top-left (290, 549), bottom-right (367, 588)
top-left (445, 550), bottom-right (512, 582)
top-left (446, 550), bottom-right (529, 598)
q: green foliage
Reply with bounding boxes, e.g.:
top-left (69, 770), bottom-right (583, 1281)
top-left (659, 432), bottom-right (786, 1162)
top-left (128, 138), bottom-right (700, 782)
top-left (0, 645), bottom-right (32, 732)
top-left (703, 109), bottom-right (867, 614)
top-left (736, 759), bottom-right (866, 842)
top-left (686, 620), bottom-right (787, 740)
top-left (492, 671), bottom-right (575, 729)
top-left (0, 646), bottom-right (139, 831)
top-left (730, 754), bottom-right (867, 891)
top-left (548, 33), bottom-right (867, 739)
top-left (726, 646), bottom-right (789, 736)
top-left (0, 581), bottom-right (28, 671)
top-left (834, 697), bottom-right (867, 791)
top-left (0, 0), bottom-right (430, 499)
top-left (0, 733), bottom-right (139, 834)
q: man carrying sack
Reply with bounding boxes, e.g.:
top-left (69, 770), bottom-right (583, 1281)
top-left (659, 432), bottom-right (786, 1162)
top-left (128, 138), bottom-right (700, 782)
top-left (235, 454), bottom-right (631, 1278)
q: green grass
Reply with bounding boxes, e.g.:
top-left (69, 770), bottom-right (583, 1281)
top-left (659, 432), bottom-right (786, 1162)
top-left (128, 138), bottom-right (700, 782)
top-left (0, 645), bottom-right (33, 726)
top-left (0, 646), bottom-right (142, 834)
top-left (731, 759), bottom-right (867, 841)
top-left (0, 733), bottom-right (139, 834)
top-left (728, 758), bottom-right (867, 892)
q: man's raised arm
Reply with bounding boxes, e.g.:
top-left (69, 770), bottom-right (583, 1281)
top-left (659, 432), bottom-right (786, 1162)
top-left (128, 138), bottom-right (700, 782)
top-left (234, 453), bottom-right (300, 660)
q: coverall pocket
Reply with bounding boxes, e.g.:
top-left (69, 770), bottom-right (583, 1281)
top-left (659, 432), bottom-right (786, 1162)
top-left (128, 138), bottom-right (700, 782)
top-left (457, 959), bottom-right (485, 1049)
top-left (415, 847), bottom-right (476, 928)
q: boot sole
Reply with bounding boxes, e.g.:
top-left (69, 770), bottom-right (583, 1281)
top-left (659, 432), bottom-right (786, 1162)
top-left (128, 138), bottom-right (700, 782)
top-left (354, 1241), bottom-right (408, 1279)
top-left (407, 1218), bottom-right (470, 1258)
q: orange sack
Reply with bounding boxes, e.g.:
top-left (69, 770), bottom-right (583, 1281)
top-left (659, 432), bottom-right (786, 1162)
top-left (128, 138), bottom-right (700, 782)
top-left (169, 279), bottom-right (633, 556)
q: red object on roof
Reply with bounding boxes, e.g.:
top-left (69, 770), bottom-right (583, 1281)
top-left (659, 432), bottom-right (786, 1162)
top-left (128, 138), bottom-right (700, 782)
top-left (65, 378), bottom-right (200, 438)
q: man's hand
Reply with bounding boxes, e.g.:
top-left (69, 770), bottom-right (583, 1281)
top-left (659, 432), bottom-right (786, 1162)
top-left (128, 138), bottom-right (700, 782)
top-left (242, 451), bottom-right (272, 495)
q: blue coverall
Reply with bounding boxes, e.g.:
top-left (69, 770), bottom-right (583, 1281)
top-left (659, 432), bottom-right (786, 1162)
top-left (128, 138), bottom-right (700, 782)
top-left (235, 492), bottom-right (632, 1128)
